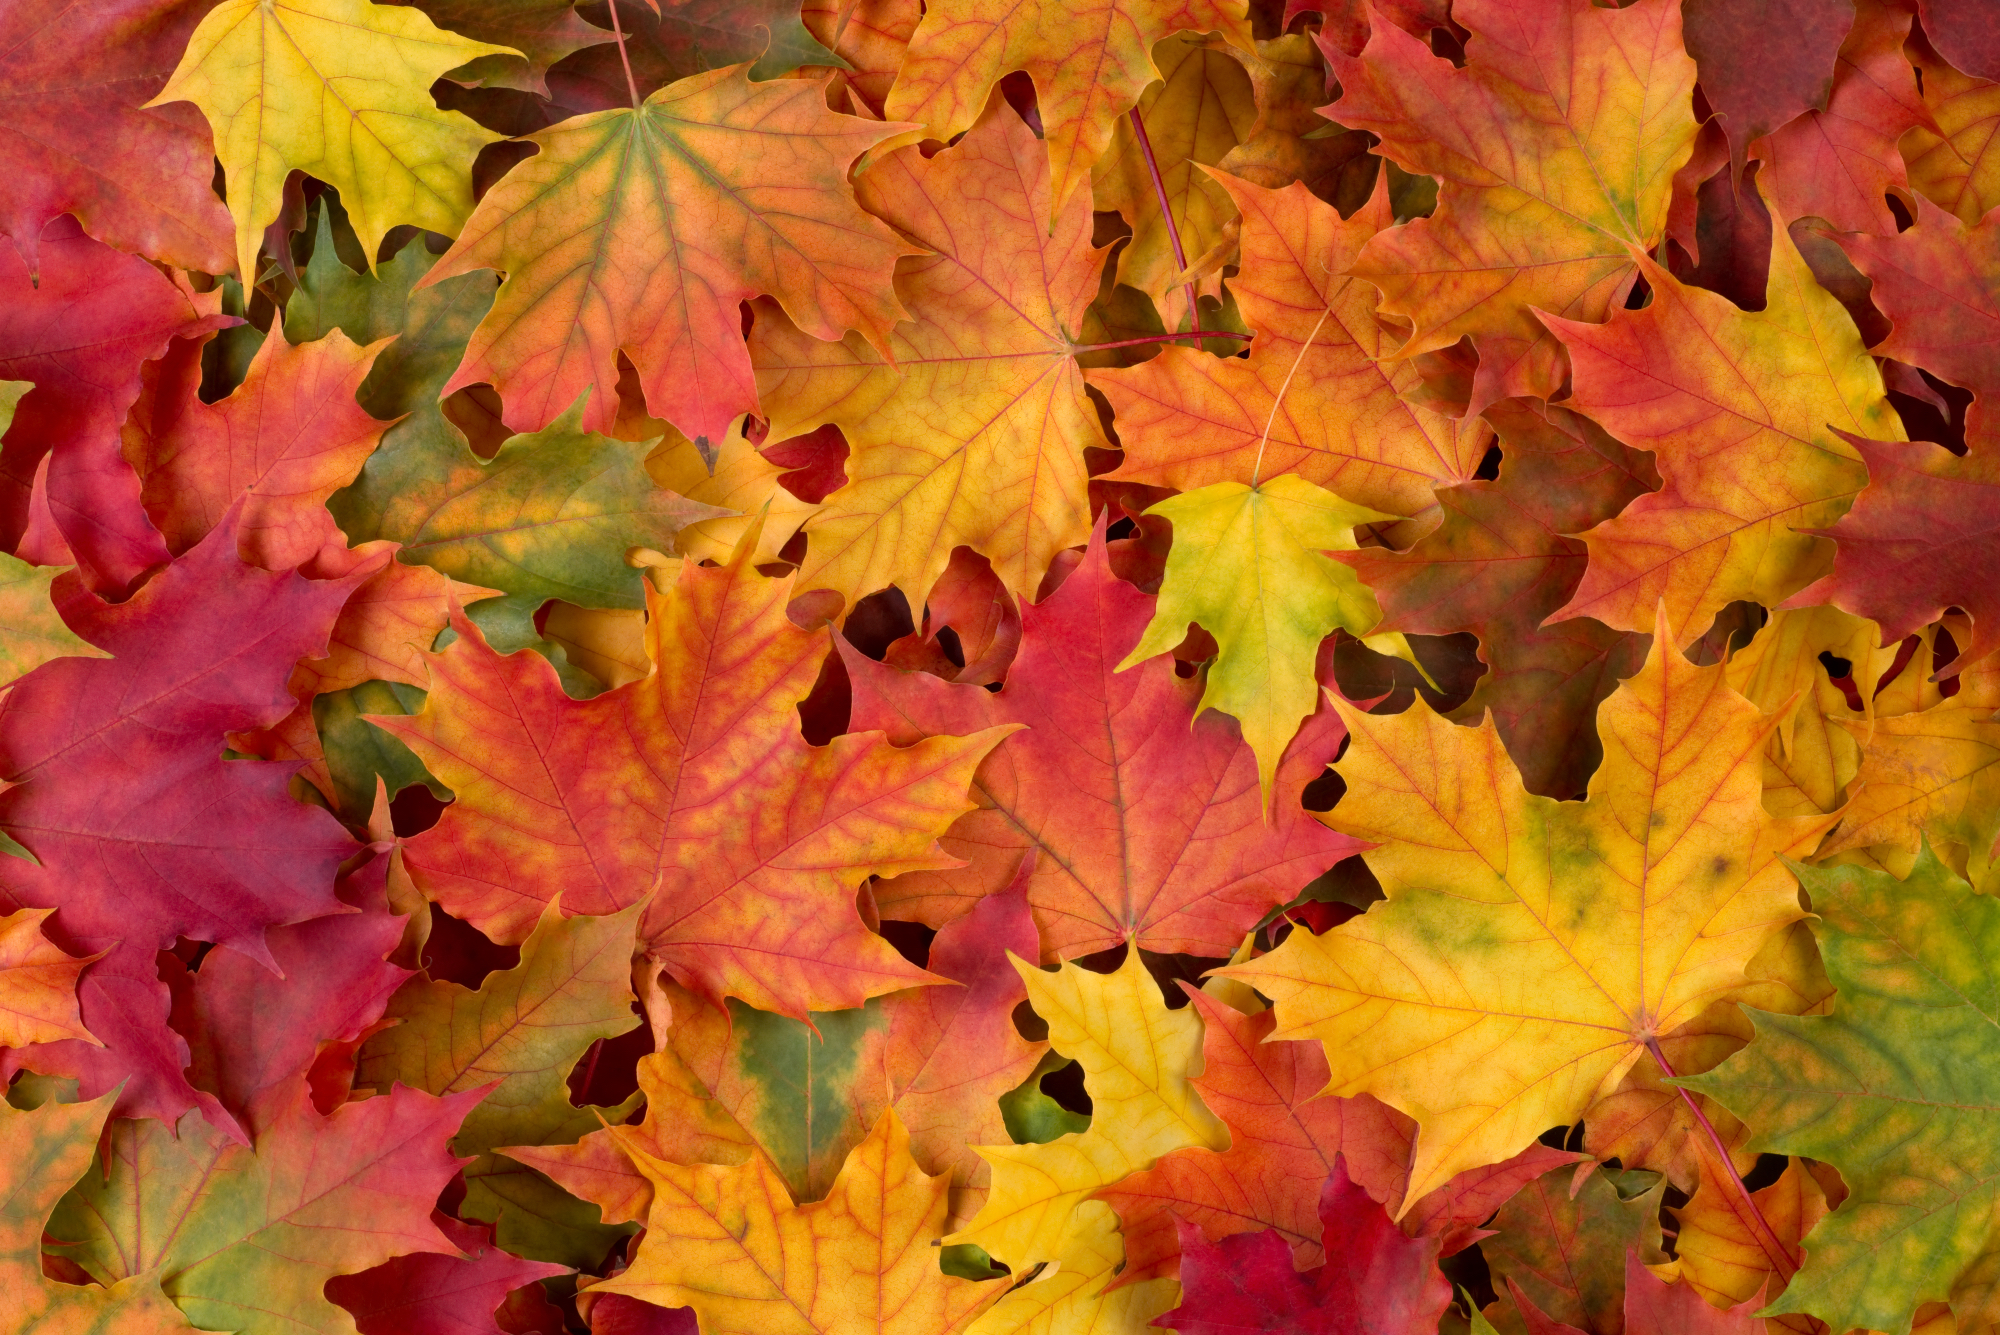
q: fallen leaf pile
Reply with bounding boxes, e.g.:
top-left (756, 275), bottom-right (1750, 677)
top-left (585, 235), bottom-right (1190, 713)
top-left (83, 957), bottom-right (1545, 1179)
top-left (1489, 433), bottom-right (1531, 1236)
top-left (5, 0), bottom-right (2000, 1332)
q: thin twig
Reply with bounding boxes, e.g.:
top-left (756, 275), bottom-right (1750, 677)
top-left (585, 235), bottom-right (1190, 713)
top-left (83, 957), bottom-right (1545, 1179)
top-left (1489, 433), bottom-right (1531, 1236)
top-left (1072, 330), bottom-right (1251, 354)
top-left (1127, 106), bottom-right (1203, 337)
top-left (1251, 306), bottom-right (1329, 486)
top-left (1644, 1036), bottom-right (1798, 1282)
top-left (606, 0), bottom-right (642, 110)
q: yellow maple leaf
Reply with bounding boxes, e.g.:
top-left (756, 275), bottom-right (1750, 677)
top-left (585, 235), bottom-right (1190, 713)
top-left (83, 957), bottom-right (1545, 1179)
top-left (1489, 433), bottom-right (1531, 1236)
top-left (1118, 474), bottom-right (1410, 798)
top-left (1724, 606), bottom-right (1894, 819)
top-left (1222, 610), bottom-right (1837, 1209)
top-left (149, 0), bottom-right (517, 283)
top-left (1091, 34), bottom-right (1257, 311)
top-left (885, 0), bottom-right (1251, 225)
top-left (753, 102), bottom-right (1105, 608)
top-left (589, 1107), bottom-right (999, 1335)
top-left (964, 1203), bottom-right (1179, 1335)
top-left (946, 947), bottom-right (1227, 1272)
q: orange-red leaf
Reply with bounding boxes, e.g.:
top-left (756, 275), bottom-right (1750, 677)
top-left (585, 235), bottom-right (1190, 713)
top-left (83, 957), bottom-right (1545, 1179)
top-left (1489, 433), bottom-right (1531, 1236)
top-left (375, 527), bottom-right (1012, 1018)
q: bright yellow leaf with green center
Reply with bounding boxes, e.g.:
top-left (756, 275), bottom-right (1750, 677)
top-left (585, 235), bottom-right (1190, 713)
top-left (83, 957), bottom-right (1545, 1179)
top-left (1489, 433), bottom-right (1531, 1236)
top-left (1119, 474), bottom-right (1409, 798)
top-left (149, 0), bottom-right (517, 282)
top-left (946, 946), bottom-right (1227, 1272)
top-left (1222, 611), bottom-right (1838, 1211)
top-left (592, 1107), bottom-right (1001, 1335)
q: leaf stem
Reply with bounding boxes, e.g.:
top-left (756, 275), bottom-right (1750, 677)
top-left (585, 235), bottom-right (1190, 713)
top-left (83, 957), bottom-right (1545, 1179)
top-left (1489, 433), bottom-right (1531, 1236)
top-left (1072, 330), bottom-right (1250, 354)
top-left (606, 0), bottom-right (643, 111)
top-left (1643, 1035), bottom-right (1798, 1281)
top-left (1251, 306), bottom-right (1329, 487)
top-left (1127, 106), bottom-right (1203, 337)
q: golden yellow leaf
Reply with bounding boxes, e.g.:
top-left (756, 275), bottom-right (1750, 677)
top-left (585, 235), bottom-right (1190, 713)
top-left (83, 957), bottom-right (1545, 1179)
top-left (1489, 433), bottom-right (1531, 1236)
top-left (1222, 611), bottom-right (1837, 1209)
top-left (946, 946), bottom-right (1227, 1271)
top-left (149, 0), bottom-right (516, 282)
top-left (589, 1107), bottom-right (1000, 1335)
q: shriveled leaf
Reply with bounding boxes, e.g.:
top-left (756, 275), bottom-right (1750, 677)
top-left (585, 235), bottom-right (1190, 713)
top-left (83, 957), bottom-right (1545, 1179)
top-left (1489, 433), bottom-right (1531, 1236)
top-left (149, 0), bottom-right (517, 282)
top-left (1323, 0), bottom-right (1698, 408)
top-left (753, 103), bottom-right (1103, 609)
top-left (844, 522), bottom-right (1362, 962)
top-left (1090, 170), bottom-right (1487, 516)
top-left (884, 0), bottom-right (1252, 224)
top-left (1120, 474), bottom-right (1402, 795)
top-left (427, 64), bottom-right (913, 449)
top-left (1222, 618), bottom-right (1836, 1207)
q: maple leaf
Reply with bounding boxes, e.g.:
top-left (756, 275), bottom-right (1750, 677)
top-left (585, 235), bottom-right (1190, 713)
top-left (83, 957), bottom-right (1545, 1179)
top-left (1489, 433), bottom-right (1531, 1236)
top-left (374, 522), bottom-right (1010, 1017)
top-left (0, 552), bottom-right (106, 689)
top-left (1507, 1249), bottom-right (1769, 1335)
top-left (1901, 35), bottom-right (2000, 227)
top-left (1685, 847), bottom-right (2000, 1335)
top-left (357, 898), bottom-right (644, 1155)
top-left (1121, 475), bottom-right (1406, 795)
top-left (1152, 1156), bottom-right (1454, 1335)
top-left (1091, 34), bottom-right (1257, 309)
top-left (1819, 692), bottom-right (2000, 894)
top-left (1218, 33), bottom-right (1377, 201)
top-left (549, 0), bottom-right (845, 109)
top-left (398, 0), bottom-right (613, 93)
top-left (751, 102), bottom-right (1104, 608)
top-left (1669, 1154), bottom-right (1827, 1325)
top-left (425, 64), bottom-right (912, 451)
top-left (948, 946), bottom-right (1228, 1272)
top-left (0, 515), bottom-right (375, 1125)
top-left (1485, 1165), bottom-right (1666, 1335)
top-left (883, 0), bottom-right (1252, 225)
top-left (0, 1093), bottom-right (200, 1335)
top-left (1543, 200), bottom-right (1901, 646)
top-left (1336, 399), bottom-right (1657, 800)
top-left (1838, 194), bottom-right (2000, 449)
top-left (1101, 985), bottom-right (1581, 1286)
top-left (0, 0), bottom-right (235, 276)
top-left (0, 217), bottom-right (232, 592)
top-left (844, 521), bottom-right (1361, 961)
top-left (333, 393), bottom-right (728, 630)
top-left (1323, 0), bottom-right (1699, 408)
top-left (1089, 169), bottom-right (1488, 518)
top-left (1753, 0), bottom-right (1926, 236)
top-left (1786, 434), bottom-right (2000, 677)
top-left (1222, 616), bottom-right (1836, 1208)
top-left (51, 1083), bottom-right (484, 1335)
top-left (149, 0), bottom-right (517, 283)
top-left (126, 324), bottom-right (396, 570)
top-left (179, 872), bottom-right (413, 1137)
top-left (643, 421), bottom-right (822, 568)
top-left (1680, 0), bottom-right (1851, 172)
top-left (802, 0), bottom-right (919, 114)
top-left (326, 1211), bottom-right (570, 1335)
top-left (589, 1107), bottom-right (1002, 1334)
top-left (0, 907), bottom-right (96, 1048)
